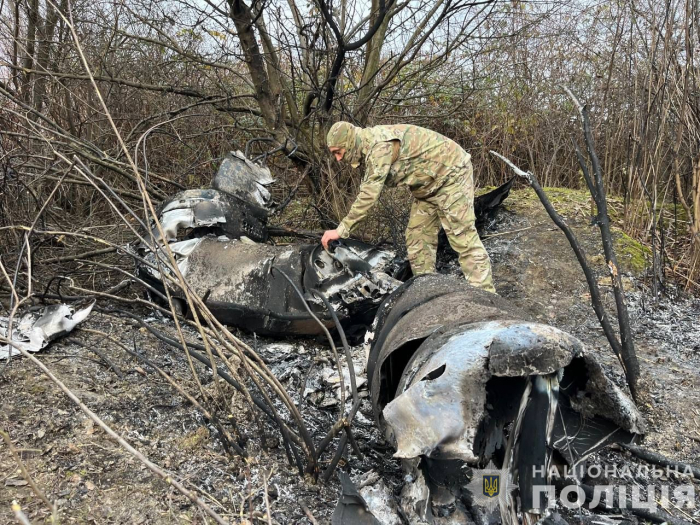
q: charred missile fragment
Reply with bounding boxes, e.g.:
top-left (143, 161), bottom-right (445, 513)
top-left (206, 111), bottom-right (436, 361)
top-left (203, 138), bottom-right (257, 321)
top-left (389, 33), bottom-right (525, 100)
top-left (153, 150), bottom-right (274, 243)
top-left (133, 151), bottom-right (403, 337)
top-left (367, 274), bottom-right (645, 523)
top-left (138, 237), bottom-right (401, 337)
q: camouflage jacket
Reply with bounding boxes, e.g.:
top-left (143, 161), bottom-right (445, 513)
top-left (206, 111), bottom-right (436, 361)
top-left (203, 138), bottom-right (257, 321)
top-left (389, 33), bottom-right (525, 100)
top-left (337, 124), bottom-right (471, 238)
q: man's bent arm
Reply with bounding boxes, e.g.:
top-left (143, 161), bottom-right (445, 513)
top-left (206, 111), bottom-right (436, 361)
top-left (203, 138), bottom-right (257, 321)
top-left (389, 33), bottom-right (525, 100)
top-left (337, 142), bottom-right (394, 238)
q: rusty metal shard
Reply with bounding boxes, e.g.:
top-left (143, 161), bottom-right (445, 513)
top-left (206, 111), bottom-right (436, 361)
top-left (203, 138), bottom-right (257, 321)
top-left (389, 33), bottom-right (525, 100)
top-left (0, 302), bottom-right (94, 359)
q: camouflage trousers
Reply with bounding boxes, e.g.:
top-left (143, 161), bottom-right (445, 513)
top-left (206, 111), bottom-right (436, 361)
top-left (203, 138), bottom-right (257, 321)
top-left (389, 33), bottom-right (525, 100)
top-left (405, 161), bottom-right (496, 293)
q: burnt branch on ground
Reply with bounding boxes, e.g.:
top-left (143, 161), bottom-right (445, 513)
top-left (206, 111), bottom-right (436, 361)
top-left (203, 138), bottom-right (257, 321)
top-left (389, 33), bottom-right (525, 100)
top-left (562, 87), bottom-right (642, 402)
top-left (491, 132), bottom-right (641, 402)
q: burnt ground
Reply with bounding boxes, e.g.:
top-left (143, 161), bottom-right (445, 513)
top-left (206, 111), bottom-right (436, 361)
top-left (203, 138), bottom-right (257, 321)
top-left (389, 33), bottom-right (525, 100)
top-left (1, 187), bottom-right (699, 524)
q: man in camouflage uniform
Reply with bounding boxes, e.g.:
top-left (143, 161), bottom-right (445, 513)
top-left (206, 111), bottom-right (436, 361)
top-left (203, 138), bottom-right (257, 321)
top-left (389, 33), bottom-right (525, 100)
top-left (322, 121), bottom-right (495, 293)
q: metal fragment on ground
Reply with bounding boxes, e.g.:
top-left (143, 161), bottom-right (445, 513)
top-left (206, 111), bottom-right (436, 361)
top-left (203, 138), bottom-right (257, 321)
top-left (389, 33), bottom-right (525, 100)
top-left (212, 150), bottom-right (275, 207)
top-left (137, 237), bottom-right (401, 337)
top-left (134, 151), bottom-right (403, 338)
top-left (0, 302), bottom-right (94, 359)
top-left (367, 274), bottom-right (645, 521)
top-left (332, 471), bottom-right (381, 525)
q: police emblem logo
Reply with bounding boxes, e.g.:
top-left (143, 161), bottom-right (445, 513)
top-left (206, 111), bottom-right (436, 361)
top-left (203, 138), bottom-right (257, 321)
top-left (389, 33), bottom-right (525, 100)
top-left (467, 461), bottom-right (509, 511)
top-left (483, 474), bottom-right (499, 497)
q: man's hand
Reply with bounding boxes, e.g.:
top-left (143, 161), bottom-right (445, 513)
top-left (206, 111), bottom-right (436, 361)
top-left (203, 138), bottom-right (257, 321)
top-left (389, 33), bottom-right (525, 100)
top-left (321, 229), bottom-right (340, 250)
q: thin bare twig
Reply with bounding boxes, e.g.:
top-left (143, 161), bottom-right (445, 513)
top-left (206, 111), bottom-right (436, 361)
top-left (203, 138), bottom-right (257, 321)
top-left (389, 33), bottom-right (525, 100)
top-left (1, 430), bottom-right (57, 522)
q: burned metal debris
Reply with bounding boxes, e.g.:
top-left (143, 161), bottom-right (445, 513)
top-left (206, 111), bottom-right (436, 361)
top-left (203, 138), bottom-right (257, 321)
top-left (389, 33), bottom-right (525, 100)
top-left (332, 471), bottom-right (382, 525)
top-left (0, 302), bottom-right (94, 359)
top-left (155, 188), bottom-right (269, 243)
top-left (139, 237), bottom-right (400, 336)
top-left (154, 150), bottom-right (273, 243)
top-left (134, 151), bottom-right (403, 337)
top-left (367, 274), bottom-right (645, 523)
top-left (212, 150), bottom-right (275, 208)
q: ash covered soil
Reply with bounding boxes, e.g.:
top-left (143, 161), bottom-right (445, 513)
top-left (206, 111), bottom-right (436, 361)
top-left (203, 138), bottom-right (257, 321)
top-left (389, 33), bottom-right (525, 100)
top-left (1, 188), bottom-right (699, 524)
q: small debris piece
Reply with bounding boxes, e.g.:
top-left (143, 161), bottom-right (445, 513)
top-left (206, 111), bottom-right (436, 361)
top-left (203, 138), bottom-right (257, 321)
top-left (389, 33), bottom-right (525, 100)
top-left (0, 302), bottom-right (94, 359)
top-left (332, 471), bottom-right (381, 525)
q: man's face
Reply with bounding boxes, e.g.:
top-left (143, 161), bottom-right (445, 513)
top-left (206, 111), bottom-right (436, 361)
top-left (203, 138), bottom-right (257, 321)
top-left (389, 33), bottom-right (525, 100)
top-left (329, 146), bottom-right (346, 162)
